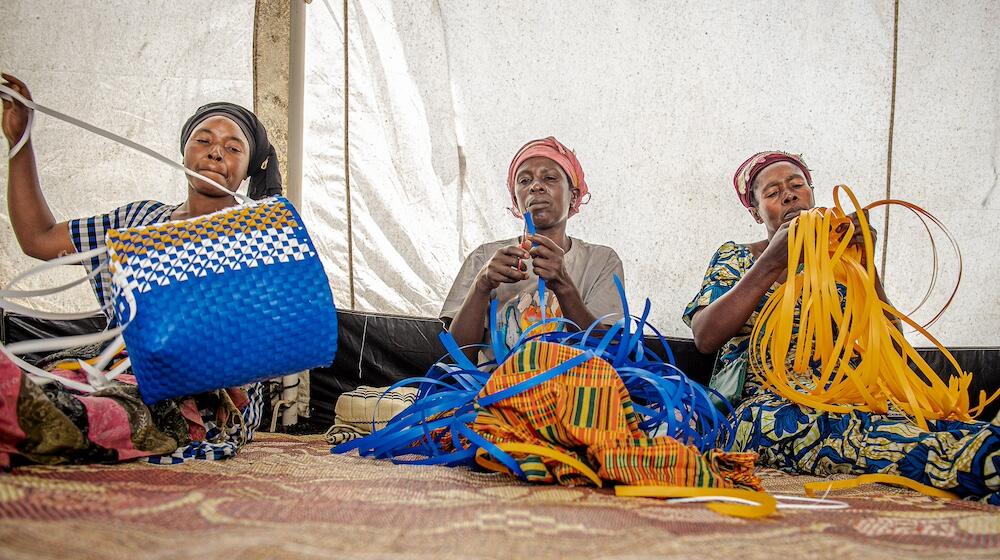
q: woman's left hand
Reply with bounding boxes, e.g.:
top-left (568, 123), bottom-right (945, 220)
top-left (525, 234), bottom-right (573, 292)
top-left (840, 210), bottom-right (878, 266)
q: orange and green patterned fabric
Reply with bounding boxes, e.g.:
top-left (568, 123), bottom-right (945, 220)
top-left (470, 340), bottom-right (762, 490)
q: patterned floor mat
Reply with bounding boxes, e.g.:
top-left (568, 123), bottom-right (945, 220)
top-left (1, 433), bottom-right (998, 559)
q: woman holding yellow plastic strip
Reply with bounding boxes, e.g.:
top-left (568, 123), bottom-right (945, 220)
top-left (683, 151), bottom-right (1000, 504)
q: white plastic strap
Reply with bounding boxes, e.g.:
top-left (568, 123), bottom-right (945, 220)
top-left (663, 494), bottom-right (849, 511)
top-left (7, 246), bottom-right (107, 286)
top-left (0, 83), bottom-right (252, 205)
top-left (0, 82), bottom-right (255, 392)
top-left (0, 342), bottom-right (97, 393)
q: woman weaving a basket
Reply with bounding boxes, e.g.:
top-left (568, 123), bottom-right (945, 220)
top-left (683, 150), bottom-right (1000, 503)
top-left (0, 73), bottom-right (281, 466)
top-left (441, 136), bottom-right (625, 362)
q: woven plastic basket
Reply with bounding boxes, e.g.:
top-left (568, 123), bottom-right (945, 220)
top-left (107, 196), bottom-right (338, 404)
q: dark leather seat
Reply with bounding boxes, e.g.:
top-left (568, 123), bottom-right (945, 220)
top-left (5, 310), bottom-right (998, 426)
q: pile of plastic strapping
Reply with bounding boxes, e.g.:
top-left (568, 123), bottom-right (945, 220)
top-left (749, 184), bottom-right (1000, 429)
top-left (331, 270), bottom-right (865, 518)
top-left (332, 264), bottom-right (776, 494)
top-left (333, 272), bottom-right (735, 469)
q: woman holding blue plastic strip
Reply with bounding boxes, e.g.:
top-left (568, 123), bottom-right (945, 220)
top-left (339, 141), bottom-right (737, 486)
top-left (441, 136), bottom-right (625, 362)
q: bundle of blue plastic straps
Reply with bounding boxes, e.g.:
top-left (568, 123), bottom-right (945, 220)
top-left (333, 269), bottom-right (734, 475)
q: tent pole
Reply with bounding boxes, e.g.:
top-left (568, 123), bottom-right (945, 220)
top-left (281, 0), bottom-right (309, 429)
top-left (287, 0), bottom-right (307, 208)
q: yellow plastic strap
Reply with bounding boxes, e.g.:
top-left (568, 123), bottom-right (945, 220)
top-left (749, 184), bottom-right (1000, 429)
top-left (615, 485), bottom-right (777, 519)
top-left (475, 442), bottom-right (603, 488)
top-left (803, 474), bottom-right (959, 501)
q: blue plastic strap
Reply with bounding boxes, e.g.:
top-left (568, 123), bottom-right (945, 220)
top-left (391, 447), bottom-right (475, 466)
top-left (373, 376), bottom-right (460, 417)
top-left (508, 316), bottom-right (579, 351)
top-left (618, 367), bottom-right (677, 433)
top-left (365, 393), bottom-right (478, 457)
top-left (487, 298), bottom-right (511, 364)
top-left (367, 415), bottom-right (459, 458)
top-left (438, 330), bottom-right (481, 372)
top-left (454, 420), bottom-right (526, 479)
top-left (641, 321), bottom-right (677, 367)
top-left (378, 389), bottom-right (474, 434)
top-left (524, 212), bottom-right (546, 320)
top-left (594, 321), bottom-right (624, 357)
top-left (577, 313), bottom-right (617, 350)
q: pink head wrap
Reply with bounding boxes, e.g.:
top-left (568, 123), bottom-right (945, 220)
top-left (733, 151), bottom-right (812, 209)
top-left (506, 136), bottom-right (589, 218)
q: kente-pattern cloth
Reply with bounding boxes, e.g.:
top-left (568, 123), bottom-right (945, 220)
top-left (470, 340), bottom-right (761, 490)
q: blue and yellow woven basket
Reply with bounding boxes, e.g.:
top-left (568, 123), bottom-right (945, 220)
top-left (107, 197), bottom-right (338, 404)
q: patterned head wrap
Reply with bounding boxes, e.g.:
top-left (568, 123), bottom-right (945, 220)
top-left (181, 102), bottom-right (282, 200)
top-left (506, 136), bottom-right (589, 218)
top-left (733, 151), bottom-right (812, 209)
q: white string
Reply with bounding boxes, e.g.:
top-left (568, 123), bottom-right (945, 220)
top-left (7, 247), bottom-right (107, 286)
top-left (0, 341), bottom-right (96, 393)
top-left (357, 315), bottom-right (368, 378)
top-left (0, 82), bottom-right (256, 392)
top-left (91, 334), bottom-right (125, 372)
top-left (662, 494), bottom-right (849, 511)
top-left (103, 356), bottom-right (131, 381)
top-left (0, 83), bottom-right (252, 205)
top-left (0, 264), bottom-right (103, 299)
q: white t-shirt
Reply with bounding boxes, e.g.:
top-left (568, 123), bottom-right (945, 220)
top-left (440, 236), bottom-right (625, 360)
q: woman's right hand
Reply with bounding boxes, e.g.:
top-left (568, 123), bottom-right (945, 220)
top-left (474, 240), bottom-right (531, 294)
top-left (756, 221), bottom-right (793, 276)
top-left (1, 73), bottom-right (33, 147)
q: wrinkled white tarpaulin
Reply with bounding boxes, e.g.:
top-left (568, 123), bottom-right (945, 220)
top-left (303, 0), bottom-right (999, 346)
top-left (1, 1), bottom-right (998, 349)
top-left (0, 0), bottom-right (255, 312)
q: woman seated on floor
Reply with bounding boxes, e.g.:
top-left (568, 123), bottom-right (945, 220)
top-left (440, 136), bottom-right (624, 362)
top-left (683, 150), bottom-right (1000, 504)
top-left (0, 73), bottom-right (281, 466)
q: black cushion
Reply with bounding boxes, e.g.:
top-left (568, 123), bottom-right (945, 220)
top-left (4, 310), bottom-right (997, 424)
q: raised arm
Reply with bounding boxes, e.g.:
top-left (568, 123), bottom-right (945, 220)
top-left (689, 225), bottom-right (790, 354)
top-left (2, 74), bottom-right (74, 260)
top-left (447, 241), bottom-right (532, 356)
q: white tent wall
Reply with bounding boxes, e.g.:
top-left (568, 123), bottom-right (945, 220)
top-left (0, 1), bottom-right (255, 312)
top-left (310, 1), bottom-right (950, 337)
top-left (305, 0), bottom-right (470, 316)
top-left (302, 0), bottom-right (352, 313)
top-left (434, 0), bottom-right (894, 336)
top-left (884, 2), bottom-right (1000, 346)
top-left (0, 1), bottom-right (996, 349)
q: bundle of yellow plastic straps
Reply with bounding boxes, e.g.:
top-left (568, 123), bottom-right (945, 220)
top-left (475, 445), bottom-right (779, 519)
top-left (749, 185), bottom-right (999, 430)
